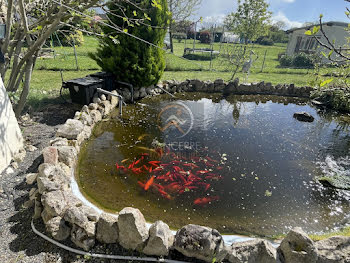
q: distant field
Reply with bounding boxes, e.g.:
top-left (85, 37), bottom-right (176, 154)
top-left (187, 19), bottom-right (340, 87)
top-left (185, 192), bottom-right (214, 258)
top-left (24, 36), bottom-right (324, 110)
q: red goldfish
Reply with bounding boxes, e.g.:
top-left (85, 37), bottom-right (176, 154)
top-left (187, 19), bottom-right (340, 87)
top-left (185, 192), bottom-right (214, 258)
top-left (193, 196), bottom-right (220, 206)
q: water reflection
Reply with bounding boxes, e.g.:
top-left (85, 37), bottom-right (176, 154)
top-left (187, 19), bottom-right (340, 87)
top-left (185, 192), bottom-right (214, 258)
top-left (77, 93), bottom-right (350, 237)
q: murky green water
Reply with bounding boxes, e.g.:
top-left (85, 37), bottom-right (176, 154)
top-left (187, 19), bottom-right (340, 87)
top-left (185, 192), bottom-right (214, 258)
top-left (77, 93), bottom-right (350, 237)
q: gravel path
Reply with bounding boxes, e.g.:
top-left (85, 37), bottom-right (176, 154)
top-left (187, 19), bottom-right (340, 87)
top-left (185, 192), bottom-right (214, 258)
top-left (0, 104), bottom-right (84, 263)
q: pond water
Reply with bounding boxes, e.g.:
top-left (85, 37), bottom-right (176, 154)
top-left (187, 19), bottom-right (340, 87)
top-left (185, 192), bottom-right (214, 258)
top-left (77, 93), bottom-right (350, 237)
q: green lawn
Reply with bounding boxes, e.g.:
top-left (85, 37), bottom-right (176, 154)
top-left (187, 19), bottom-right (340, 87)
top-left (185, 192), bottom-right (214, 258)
top-left (23, 36), bottom-right (322, 110)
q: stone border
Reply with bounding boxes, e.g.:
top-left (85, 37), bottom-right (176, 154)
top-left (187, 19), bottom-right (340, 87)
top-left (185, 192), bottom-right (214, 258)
top-left (26, 80), bottom-right (349, 263)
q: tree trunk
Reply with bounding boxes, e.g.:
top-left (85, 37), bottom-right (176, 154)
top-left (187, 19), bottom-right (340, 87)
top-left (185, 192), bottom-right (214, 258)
top-left (169, 0), bottom-right (174, 53)
top-left (15, 57), bottom-right (34, 117)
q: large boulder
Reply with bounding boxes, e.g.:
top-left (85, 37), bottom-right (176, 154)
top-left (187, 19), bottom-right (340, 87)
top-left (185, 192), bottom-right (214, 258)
top-left (315, 236), bottom-right (350, 263)
top-left (56, 119), bottom-right (84, 140)
top-left (117, 207), bottom-right (149, 251)
top-left (174, 224), bottom-right (227, 263)
top-left (278, 227), bottom-right (318, 263)
top-left (143, 221), bottom-right (174, 256)
top-left (96, 213), bottom-right (119, 244)
top-left (227, 239), bottom-right (277, 263)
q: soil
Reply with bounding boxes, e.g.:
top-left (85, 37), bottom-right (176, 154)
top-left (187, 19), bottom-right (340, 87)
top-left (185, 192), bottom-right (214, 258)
top-left (0, 102), bottom-right (200, 263)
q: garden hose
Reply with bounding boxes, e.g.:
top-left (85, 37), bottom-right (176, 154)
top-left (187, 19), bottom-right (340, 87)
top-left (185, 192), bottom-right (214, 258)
top-left (31, 220), bottom-right (189, 263)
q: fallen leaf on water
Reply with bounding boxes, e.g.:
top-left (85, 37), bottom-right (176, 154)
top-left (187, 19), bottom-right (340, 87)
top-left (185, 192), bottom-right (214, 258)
top-left (265, 190), bottom-right (272, 197)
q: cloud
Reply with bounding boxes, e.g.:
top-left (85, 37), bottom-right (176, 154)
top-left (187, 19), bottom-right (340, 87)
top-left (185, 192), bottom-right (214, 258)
top-left (271, 11), bottom-right (303, 29)
top-left (268, 0), bottom-right (295, 3)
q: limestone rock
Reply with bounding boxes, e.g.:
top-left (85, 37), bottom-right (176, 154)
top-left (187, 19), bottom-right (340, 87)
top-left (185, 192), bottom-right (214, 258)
top-left (71, 224), bottom-right (95, 251)
top-left (109, 90), bottom-right (120, 108)
top-left (64, 205), bottom-right (89, 228)
top-left (88, 103), bottom-right (98, 111)
top-left (117, 207), bottom-right (149, 251)
top-left (46, 216), bottom-right (71, 241)
top-left (26, 173), bottom-right (38, 185)
top-left (143, 221), bottom-right (174, 256)
top-left (56, 119), bottom-right (84, 140)
top-left (315, 236), bottom-right (350, 263)
top-left (80, 112), bottom-right (93, 126)
top-left (96, 213), bottom-right (119, 244)
top-left (50, 137), bottom-right (69, 147)
top-left (56, 146), bottom-right (77, 168)
top-left (174, 224), bottom-right (227, 262)
top-left (90, 109), bottom-right (102, 123)
top-left (293, 112), bottom-right (315, 122)
top-left (43, 146), bottom-right (58, 165)
top-left (41, 190), bottom-right (68, 220)
top-left (278, 227), bottom-right (318, 263)
top-left (228, 239), bottom-right (277, 263)
top-left (37, 163), bottom-right (70, 194)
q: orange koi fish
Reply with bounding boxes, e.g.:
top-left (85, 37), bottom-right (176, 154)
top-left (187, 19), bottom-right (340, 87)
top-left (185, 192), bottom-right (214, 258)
top-left (193, 196), bottom-right (219, 206)
top-left (144, 176), bottom-right (155, 190)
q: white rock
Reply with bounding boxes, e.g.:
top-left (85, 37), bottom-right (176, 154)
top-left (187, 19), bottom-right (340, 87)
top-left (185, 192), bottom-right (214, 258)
top-left (315, 236), bottom-right (350, 263)
top-left (228, 239), bottom-right (276, 263)
top-left (143, 221), bottom-right (174, 256)
top-left (96, 213), bottom-right (119, 244)
top-left (26, 173), bottom-right (38, 185)
top-left (174, 224), bottom-right (227, 262)
top-left (278, 227), bottom-right (318, 263)
top-left (117, 207), bottom-right (149, 251)
top-left (46, 216), bottom-right (71, 241)
top-left (56, 119), bottom-right (84, 140)
top-left (26, 145), bottom-right (38, 152)
top-left (56, 146), bottom-right (77, 168)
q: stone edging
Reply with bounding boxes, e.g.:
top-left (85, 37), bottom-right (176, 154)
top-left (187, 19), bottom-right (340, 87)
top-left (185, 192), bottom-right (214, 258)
top-left (25, 80), bottom-right (349, 263)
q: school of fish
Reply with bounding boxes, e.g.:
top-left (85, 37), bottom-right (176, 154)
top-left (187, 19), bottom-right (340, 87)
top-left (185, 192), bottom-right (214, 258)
top-left (115, 147), bottom-right (223, 206)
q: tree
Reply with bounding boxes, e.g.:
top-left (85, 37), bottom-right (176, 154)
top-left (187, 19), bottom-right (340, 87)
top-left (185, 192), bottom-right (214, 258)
top-left (167, 0), bottom-right (202, 52)
top-left (224, 0), bottom-right (271, 44)
top-left (91, 0), bottom-right (169, 87)
top-left (0, 0), bottom-right (100, 116)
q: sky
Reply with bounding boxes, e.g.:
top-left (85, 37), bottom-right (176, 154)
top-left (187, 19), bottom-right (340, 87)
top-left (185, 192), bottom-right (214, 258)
top-left (195, 0), bottom-right (350, 29)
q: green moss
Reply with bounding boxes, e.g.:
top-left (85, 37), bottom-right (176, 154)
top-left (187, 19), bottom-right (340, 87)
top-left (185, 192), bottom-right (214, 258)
top-left (309, 226), bottom-right (350, 241)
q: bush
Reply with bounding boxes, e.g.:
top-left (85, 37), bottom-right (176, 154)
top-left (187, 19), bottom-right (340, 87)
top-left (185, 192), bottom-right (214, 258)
top-left (279, 54), bottom-right (293, 67)
top-left (256, 36), bottom-right (274, 46)
top-left (199, 31), bottom-right (211, 44)
top-left (90, 0), bottom-right (169, 87)
top-left (292, 52), bottom-right (314, 68)
top-left (278, 52), bottom-right (319, 68)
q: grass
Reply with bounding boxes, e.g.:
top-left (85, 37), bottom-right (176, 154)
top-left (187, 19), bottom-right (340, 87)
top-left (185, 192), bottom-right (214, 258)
top-left (21, 35), bottom-right (330, 111)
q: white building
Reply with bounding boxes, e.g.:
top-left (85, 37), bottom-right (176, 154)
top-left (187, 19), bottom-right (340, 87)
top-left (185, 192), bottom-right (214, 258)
top-left (286, 21), bottom-right (349, 63)
top-left (221, 32), bottom-right (240, 43)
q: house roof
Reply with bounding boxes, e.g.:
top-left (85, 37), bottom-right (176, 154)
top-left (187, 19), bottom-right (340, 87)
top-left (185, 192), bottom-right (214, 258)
top-left (286, 21), bottom-right (349, 34)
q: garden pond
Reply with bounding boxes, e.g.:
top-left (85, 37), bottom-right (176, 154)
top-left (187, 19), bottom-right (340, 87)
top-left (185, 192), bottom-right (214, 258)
top-left (77, 93), bottom-right (350, 237)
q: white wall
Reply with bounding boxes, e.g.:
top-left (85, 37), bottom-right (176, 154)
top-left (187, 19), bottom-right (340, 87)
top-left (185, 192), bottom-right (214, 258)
top-left (0, 77), bottom-right (24, 173)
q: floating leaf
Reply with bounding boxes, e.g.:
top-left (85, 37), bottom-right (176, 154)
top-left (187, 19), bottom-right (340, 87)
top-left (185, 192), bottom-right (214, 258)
top-left (265, 190), bottom-right (272, 197)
